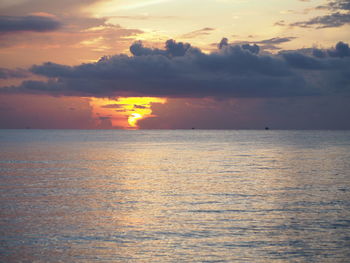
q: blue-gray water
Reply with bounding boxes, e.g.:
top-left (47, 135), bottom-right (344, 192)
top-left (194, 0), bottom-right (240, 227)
top-left (0, 130), bottom-right (350, 262)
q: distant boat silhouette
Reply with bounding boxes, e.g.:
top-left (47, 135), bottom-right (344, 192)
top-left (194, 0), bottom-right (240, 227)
top-left (265, 127), bottom-right (269, 130)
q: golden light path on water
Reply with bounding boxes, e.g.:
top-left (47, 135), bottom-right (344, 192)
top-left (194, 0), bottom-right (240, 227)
top-left (89, 97), bottom-right (167, 129)
top-left (1, 130), bottom-right (350, 262)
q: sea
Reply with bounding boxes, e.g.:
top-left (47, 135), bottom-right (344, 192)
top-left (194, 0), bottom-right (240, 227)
top-left (0, 130), bottom-right (349, 262)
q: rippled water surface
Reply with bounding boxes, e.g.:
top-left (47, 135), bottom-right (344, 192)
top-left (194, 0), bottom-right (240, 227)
top-left (0, 130), bottom-right (350, 262)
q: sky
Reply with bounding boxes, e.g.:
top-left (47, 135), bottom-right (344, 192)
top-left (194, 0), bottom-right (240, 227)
top-left (0, 0), bottom-right (350, 129)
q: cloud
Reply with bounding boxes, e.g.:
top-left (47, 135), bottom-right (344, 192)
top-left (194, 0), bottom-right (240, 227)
top-left (218, 37), bottom-right (229, 49)
top-left (2, 39), bottom-right (350, 99)
top-left (181, 27), bottom-right (215, 39)
top-left (0, 21), bottom-right (143, 68)
top-left (0, 68), bottom-right (29, 79)
top-left (241, 43), bottom-right (260, 54)
top-left (0, 0), bottom-right (103, 16)
top-left (316, 0), bottom-right (350, 11)
top-left (274, 20), bottom-right (286, 27)
top-left (279, 42), bottom-right (350, 86)
top-left (0, 15), bottom-right (61, 32)
top-left (291, 12), bottom-right (350, 28)
top-left (130, 39), bottom-right (195, 57)
top-left (257, 37), bottom-right (296, 45)
top-left (223, 37), bottom-right (296, 51)
top-left (306, 41), bottom-right (350, 59)
top-left (327, 41), bottom-right (350, 57)
top-left (290, 0), bottom-right (350, 28)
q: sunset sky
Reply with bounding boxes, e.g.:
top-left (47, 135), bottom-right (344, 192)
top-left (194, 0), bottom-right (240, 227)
top-left (1, 0), bottom-right (350, 129)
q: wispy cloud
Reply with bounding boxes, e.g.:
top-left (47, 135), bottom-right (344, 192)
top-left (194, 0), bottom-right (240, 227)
top-left (224, 37), bottom-right (297, 51)
top-left (291, 12), bottom-right (350, 28)
top-left (288, 0), bottom-right (350, 28)
top-left (181, 27), bottom-right (215, 39)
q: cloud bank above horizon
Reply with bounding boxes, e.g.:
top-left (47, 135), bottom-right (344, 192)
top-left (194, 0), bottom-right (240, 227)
top-left (2, 38), bottom-right (349, 100)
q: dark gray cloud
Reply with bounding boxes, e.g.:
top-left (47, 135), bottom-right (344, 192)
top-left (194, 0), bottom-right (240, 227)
top-left (258, 37), bottom-right (296, 45)
top-left (0, 68), bottom-right (29, 79)
top-left (280, 52), bottom-right (326, 69)
top-left (2, 39), bottom-right (350, 99)
top-left (328, 41), bottom-right (350, 57)
top-left (0, 0), bottom-right (102, 16)
top-left (241, 43), bottom-right (260, 54)
top-left (222, 37), bottom-right (296, 51)
top-left (218, 38), bottom-right (229, 49)
top-left (311, 41), bottom-right (350, 58)
top-left (130, 39), bottom-right (195, 57)
top-left (0, 15), bottom-right (61, 33)
top-left (181, 27), bottom-right (215, 39)
top-left (291, 12), bottom-right (350, 28)
top-left (316, 0), bottom-right (350, 11)
top-left (291, 0), bottom-right (350, 28)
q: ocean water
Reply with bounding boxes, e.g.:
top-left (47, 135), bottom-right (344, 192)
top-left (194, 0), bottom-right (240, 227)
top-left (0, 130), bottom-right (350, 262)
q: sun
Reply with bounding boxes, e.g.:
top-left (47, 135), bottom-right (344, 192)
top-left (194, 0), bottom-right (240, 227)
top-left (128, 113), bottom-right (143, 128)
top-left (89, 97), bottom-right (167, 129)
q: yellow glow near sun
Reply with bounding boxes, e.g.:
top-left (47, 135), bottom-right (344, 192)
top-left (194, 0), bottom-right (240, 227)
top-left (89, 97), bottom-right (167, 129)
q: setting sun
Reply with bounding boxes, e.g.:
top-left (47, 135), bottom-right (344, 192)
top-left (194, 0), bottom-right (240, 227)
top-left (89, 97), bottom-right (167, 129)
top-left (128, 113), bottom-right (143, 128)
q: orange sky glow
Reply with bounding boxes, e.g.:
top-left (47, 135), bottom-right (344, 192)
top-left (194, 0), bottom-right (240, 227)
top-left (1, 0), bottom-right (350, 130)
